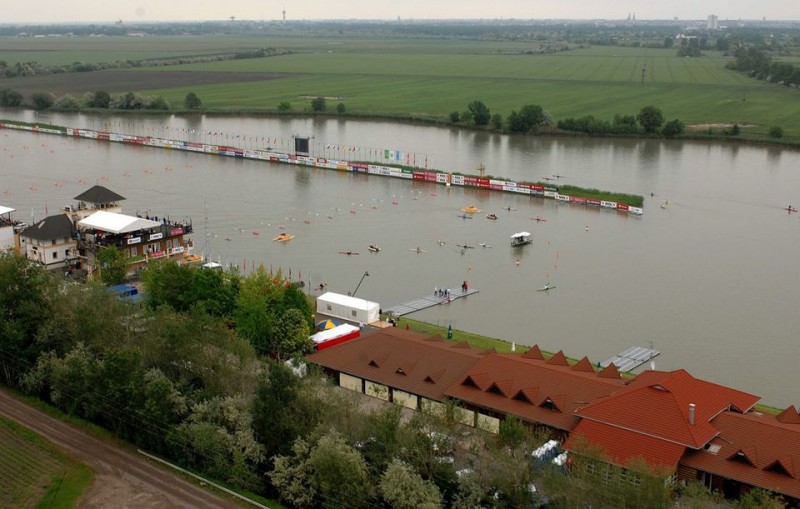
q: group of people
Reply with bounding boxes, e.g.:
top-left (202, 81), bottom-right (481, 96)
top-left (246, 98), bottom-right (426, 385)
top-left (434, 287), bottom-right (451, 300)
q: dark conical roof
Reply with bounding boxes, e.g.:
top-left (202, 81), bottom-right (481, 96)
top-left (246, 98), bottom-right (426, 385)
top-left (74, 185), bottom-right (125, 204)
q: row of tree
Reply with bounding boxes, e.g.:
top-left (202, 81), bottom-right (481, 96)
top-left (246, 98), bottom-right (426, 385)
top-left (728, 46), bottom-right (800, 87)
top-left (451, 101), bottom-right (549, 134)
top-left (557, 106), bottom-right (685, 137)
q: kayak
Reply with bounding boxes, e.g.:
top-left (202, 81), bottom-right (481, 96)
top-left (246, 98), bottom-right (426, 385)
top-left (338, 251), bottom-right (360, 255)
top-left (537, 285), bottom-right (556, 292)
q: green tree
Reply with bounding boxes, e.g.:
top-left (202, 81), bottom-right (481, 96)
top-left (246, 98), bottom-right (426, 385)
top-left (498, 415), bottom-right (528, 450)
top-left (85, 90), bottom-right (111, 108)
top-left (637, 105), bottom-right (664, 134)
top-left (252, 362), bottom-right (322, 460)
top-left (664, 37), bottom-right (674, 48)
top-left (146, 96), bottom-right (170, 110)
top-left (0, 88), bottom-right (23, 107)
top-left (509, 104), bottom-right (546, 133)
top-left (336, 102), bottom-right (346, 114)
top-left (449, 111), bottom-right (460, 123)
top-left (662, 118), bottom-right (685, 138)
top-left (275, 309), bottom-right (312, 360)
top-left (467, 100), bottom-right (491, 126)
top-left (0, 255), bottom-right (53, 385)
top-left (734, 488), bottom-right (785, 508)
top-left (490, 113), bottom-right (503, 130)
top-left (311, 96), bottom-right (326, 112)
top-left (184, 92), bottom-right (202, 110)
top-left (380, 459), bottom-right (443, 509)
top-left (96, 245), bottom-right (128, 285)
top-left (769, 126), bottom-right (784, 139)
top-left (271, 437), bottom-right (316, 508)
top-left (308, 431), bottom-right (375, 509)
top-left (278, 101), bottom-right (291, 111)
top-left (30, 92), bottom-right (54, 110)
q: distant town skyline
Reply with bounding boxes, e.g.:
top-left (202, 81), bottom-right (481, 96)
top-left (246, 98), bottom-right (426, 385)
top-left (2, 0), bottom-right (799, 24)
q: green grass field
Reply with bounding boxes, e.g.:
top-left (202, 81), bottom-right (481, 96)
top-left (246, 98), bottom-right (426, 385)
top-left (0, 416), bottom-right (93, 509)
top-left (3, 34), bottom-right (799, 138)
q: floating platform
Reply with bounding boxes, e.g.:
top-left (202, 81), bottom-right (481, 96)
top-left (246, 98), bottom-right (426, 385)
top-left (601, 346), bottom-right (660, 373)
top-left (384, 287), bottom-right (478, 316)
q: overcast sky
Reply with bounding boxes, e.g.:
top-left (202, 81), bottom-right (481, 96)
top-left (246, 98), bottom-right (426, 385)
top-left (3, 0), bottom-right (798, 24)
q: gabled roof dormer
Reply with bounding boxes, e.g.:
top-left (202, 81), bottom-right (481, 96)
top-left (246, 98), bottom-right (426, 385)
top-left (512, 387), bottom-right (538, 404)
top-left (522, 344), bottom-right (545, 360)
top-left (776, 405), bottom-right (800, 424)
top-left (368, 352), bottom-right (390, 368)
top-left (571, 356), bottom-right (595, 373)
top-left (487, 379), bottom-right (513, 398)
top-left (765, 457), bottom-right (796, 479)
top-left (546, 350), bottom-right (569, 366)
top-left (728, 447), bottom-right (758, 468)
top-left (539, 394), bottom-right (565, 413)
top-left (597, 363), bottom-right (621, 379)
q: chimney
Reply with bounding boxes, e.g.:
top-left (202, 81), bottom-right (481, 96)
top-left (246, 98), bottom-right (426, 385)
top-left (688, 403), bottom-right (696, 425)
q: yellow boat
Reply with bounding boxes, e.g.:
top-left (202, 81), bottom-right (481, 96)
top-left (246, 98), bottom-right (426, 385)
top-left (461, 205), bottom-right (481, 213)
top-left (273, 233), bottom-right (295, 242)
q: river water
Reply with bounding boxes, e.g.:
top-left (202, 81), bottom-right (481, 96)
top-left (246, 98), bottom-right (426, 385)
top-left (2, 110), bottom-right (799, 407)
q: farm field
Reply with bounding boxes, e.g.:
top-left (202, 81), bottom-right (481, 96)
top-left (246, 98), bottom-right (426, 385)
top-left (3, 34), bottom-right (800, 137)
top-left (0, 416), bottom-right (92, 509)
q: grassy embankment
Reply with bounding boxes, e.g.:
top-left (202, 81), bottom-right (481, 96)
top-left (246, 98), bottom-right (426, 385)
top-left (3, 35), bottom-right (799, 141)
top-left (0, 415), bottom-right (93, 509)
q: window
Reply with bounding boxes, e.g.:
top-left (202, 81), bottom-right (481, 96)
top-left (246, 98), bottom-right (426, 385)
top-left (52, 251), bottom-right (58, 259)
top-left (351, 310), bottom-right (357, 317)
top-left (461, 376), bottom-right (479, 389)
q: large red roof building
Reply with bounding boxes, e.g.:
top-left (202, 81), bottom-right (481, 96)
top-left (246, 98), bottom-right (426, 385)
top-left (307, 330), bottom-right (800, 504)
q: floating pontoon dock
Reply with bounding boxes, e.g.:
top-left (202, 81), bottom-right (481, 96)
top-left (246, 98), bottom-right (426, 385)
top-left (601, 346), bottom-right (660, 372)
top-left (384, 287), bottom-right (478, 316)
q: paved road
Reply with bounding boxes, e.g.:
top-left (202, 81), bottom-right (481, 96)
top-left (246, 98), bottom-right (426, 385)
top-left (0, 389), bottom-right (241, 509)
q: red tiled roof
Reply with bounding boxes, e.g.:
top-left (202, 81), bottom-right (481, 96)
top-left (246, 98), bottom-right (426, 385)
top-left (547, 350), bottom-right (570, 366)
top-left (576, 369), bottom-right (760, 448)
top-left (522, 344), bottom-right (545, 360)
top-left (444, 353), bottom-right (626, 432)
top-left (598, 363), bottom-right (621, 379)
top-left (680, 411), bottom-right (800, 500)
top-left (776, 405), bottom-right (800, 424)
top-left (566, 419), bottom-right (686, 471)
top-left (572, 356), bottom-right (596, 373)
top-left (307, 328), bottom-right (485, 401)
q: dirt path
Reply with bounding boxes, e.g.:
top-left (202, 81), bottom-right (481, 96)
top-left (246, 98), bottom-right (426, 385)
top-left (0, 389), bottom-right (241, 509)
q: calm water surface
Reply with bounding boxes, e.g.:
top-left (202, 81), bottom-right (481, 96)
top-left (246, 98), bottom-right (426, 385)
top-left (2, 110), bottom-right (799, 407)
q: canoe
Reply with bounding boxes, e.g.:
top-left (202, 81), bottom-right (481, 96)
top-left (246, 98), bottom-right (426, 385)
top-left (273, 233), bottom-right (294, 242)
top-left (338, 251), bottom-right (360, 255)
top-left (456, 214), bottom-right (473, 219)
top-left (461, 205), bottom-right (481, 213)
top-left (537, 285), bottom-right (556, 292)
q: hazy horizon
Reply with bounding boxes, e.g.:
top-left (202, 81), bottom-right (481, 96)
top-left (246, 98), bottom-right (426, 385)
top-left (3, 1), bottom-right (798, 24)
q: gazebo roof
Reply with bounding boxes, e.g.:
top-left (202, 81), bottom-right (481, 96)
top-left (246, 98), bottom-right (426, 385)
top-left (74, 185), bottom-right (125, 204)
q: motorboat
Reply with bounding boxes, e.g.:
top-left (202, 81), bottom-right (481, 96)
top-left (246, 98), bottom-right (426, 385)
top-left (368, 245), bottom-right (381, 252)
top-left (510, 231), bottom-right (532, 247)
top-left (486, 213), bottom-right (498, 220)
top-left (461, 205), bottom-right (481, 213)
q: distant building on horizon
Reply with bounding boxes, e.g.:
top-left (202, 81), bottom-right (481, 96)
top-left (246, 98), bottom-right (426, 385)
top-left (707, 15), bottom-right (719, 30)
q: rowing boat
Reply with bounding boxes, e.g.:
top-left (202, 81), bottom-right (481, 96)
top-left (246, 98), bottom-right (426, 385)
top-left (409, 248), bottom-right (426, 253)
top-left (456, 214), bottom-right (473, 219)
top-left (461, 205), bottom-right (481, 213)
top-left (273, 233), bottom-right (294, 242)
top-left (368, 245), bottom-right (381, 252)
top-left (537, 284), bottom-right (556, 292)
top-left (486, 214), bottom-right (498, 220)
top-left (338, 251), bottom-right (360, 255)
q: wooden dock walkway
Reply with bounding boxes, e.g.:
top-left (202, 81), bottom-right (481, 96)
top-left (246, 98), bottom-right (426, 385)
top-left (384, 287), bottom-right (479, 316)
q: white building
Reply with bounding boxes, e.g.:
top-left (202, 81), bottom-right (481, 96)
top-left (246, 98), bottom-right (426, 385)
top-left (316, 292), bottom-right (380, 324)
top-left (707, 15), bottom-right (719, 30)
top-left (19, 214), bottom-right (77, 270)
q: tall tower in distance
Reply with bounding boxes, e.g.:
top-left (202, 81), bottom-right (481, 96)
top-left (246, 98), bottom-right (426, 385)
top-left (282, 7), bottom-right (286, 21)
top-left (707, 14), bottom-right (719, 30)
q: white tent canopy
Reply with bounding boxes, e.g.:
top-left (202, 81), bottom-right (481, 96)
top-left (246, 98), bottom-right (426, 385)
top-left (77, 211), bottom-right (161, 234)
top-left (0, 206), bottom-right (15, 215)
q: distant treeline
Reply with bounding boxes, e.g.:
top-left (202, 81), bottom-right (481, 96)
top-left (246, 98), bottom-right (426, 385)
top-left (0, 48), bottom-right (287, 80)
top-left (727, 46), bottom-right (800, 87)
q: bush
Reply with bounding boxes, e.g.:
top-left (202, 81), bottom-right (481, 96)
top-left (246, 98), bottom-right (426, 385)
top-left (277, 101), bottom-right (291, 112)
top-left (184, 92), bottom-right (201, 110)
top-left (0, 88), bottom-right (23, 107)
top-left (147, 96), bottom-right (170, 110)
top-left (769, 126), bottom-right (784, 139)
top-left (85, 90), bottom-right (111, 109)
top-left (30, 92), bottom-right (54, 111)
top-left (491, 113), bottom-right (503, 130)
top-left (449, 111), bottom-right (460, 123)
top-left (53, 95), bottom-right (80, 111)
top-left (661, 119), bottom-right (684, 138)
top-left (336, 102), bottom-right (346, 114)
top-left (310, 96), bottom-right (326, 112)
